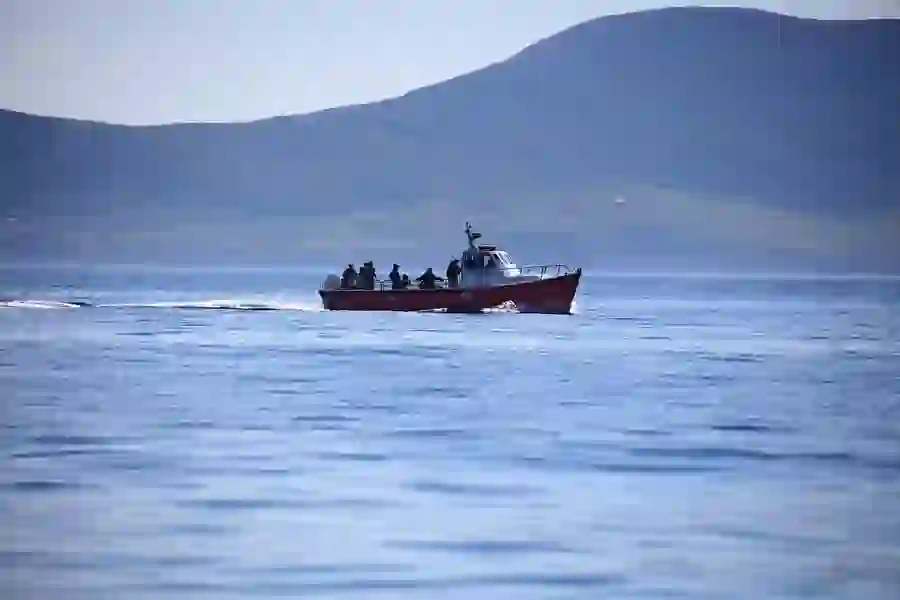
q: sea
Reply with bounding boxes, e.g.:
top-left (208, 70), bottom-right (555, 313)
top-left (2, 265), bottom-right (899, 600)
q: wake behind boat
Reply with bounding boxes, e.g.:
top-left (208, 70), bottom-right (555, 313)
top-left (318, 223), bottom-right (581, 314)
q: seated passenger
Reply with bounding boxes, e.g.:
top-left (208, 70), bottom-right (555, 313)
top-left (340, 264), bottom-right (357, 289)
top-left (389, 264), bottom-right (403, 290)
top-left (415, 267), bottom-right (445, 290)
top-left (358, 261), bottom-right (376, 290)
top-left (446, 258), bottom-right (461, 288)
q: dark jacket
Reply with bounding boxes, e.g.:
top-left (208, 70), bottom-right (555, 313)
top-left (446, 259), bottom-right (461, 287)
top-left (389, 267), bottom-right (403, 290)
top-left (341, 265), bottom-right (357, 289)
top-left (416, 268), bottom-right (445, 289)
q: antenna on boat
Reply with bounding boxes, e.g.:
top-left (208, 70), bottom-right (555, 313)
top-left (465, 221), bottom-right (481, 249)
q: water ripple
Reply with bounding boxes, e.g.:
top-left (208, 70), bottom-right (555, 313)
top-left (387, 539), bottom-right (577, 556)
top-left (4, 480), bottom-right (98, 492)
top-left (315, 451), bottom-right (389, 462)
top-left (405, 480), bottom-right (544, 497)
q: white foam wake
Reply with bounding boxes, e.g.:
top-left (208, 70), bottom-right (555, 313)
top-left (0, 299), bottom-right (85, 309)
top-left (100, 298), bottom-right (322, 311)
top-left (1, 297), bottom-right (323, 312)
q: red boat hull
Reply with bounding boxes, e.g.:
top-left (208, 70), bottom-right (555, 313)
top-left (319, 269), bottom-right (581, 314)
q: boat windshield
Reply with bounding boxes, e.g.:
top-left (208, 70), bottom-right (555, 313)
top-left (495, 251), bottom-right (513, 266)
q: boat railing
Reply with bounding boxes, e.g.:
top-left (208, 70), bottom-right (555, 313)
top-left (366, 264), bottom-right (573, 291)
top-left (375, 279), bottom-right (403, 292)
top-left (372, 279), bottom-right (455, 292)
top-left (460, 264), bottom-right (573, 287)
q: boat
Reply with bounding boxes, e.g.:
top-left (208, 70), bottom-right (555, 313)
top-left (317, 223), bottom-right (582, 314)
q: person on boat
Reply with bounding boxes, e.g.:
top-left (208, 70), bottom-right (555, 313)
top-left (359, 261), bottom-right (376, 290)
top-left (389, 264), bottom-right (403, 290)
top-left (446, 258), bottom-right (461, 288)
top-left (340, 264), bottom-right (357, 289)
top-left (415, 267), bottom-right (445, 290)
top-left (401, 273), bottom-right (411, 289)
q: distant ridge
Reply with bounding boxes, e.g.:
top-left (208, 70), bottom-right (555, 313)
top-left (3, 7), bottom-right (899, 270)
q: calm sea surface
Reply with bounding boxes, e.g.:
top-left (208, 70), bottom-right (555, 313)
top-left (2, 266), bottom-right (899, 599)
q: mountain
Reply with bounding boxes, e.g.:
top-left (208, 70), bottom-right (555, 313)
top-left (3, 7), bottom-right (899, 271)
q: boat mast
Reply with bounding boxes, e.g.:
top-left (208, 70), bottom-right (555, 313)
top-left (465, 222), bottom-right (481, 250)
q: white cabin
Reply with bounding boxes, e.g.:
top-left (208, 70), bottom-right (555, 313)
top-left (459, 224), bottom-right (539, 288)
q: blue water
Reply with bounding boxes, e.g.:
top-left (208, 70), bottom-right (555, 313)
top-left (2, 266), bottom-right (899, 599)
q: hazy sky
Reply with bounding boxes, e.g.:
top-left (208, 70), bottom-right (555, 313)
top-left (3, 0), bottom-right (899, 124)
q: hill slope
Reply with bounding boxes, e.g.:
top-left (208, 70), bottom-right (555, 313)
top-left (3, 7), bottom-right (899, 270)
